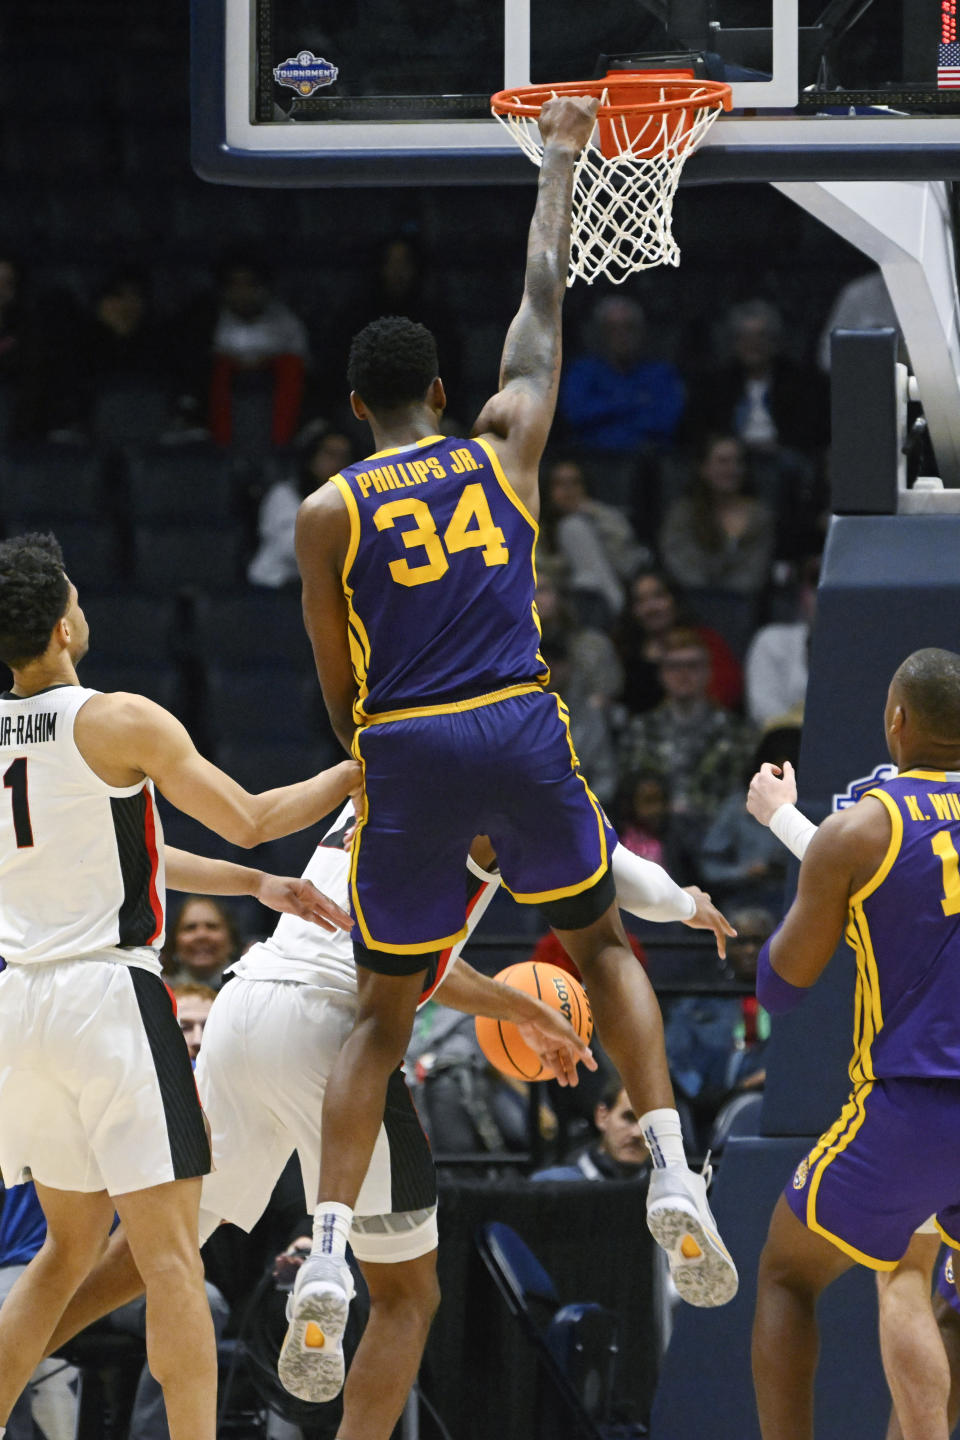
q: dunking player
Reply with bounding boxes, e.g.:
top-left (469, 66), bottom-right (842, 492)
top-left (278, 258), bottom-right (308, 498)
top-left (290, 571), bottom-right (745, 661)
top-left (39, 801), bottom-right (733, 1438)
top-left (748, 748), bottom-right (960, 1440)
top-left (292, 94), bottom-right (738, 1392)
top-left (751, 649), bottom-right (960, 1440)
top-left (0, 533), bottom-right (359, 1440)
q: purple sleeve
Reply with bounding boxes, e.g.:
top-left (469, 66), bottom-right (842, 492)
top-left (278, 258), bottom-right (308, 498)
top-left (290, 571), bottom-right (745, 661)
top-left (756, 934), bottom-right (807, 1015)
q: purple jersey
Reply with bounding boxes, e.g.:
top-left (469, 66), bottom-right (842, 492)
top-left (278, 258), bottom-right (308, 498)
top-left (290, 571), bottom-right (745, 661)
top-left (330, 434), bottom-right (547, 721)
top-left (849, 769), bottom-right (960, 1082)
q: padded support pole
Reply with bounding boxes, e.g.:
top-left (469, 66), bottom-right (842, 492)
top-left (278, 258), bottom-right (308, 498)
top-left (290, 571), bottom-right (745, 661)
top-left (829, 328), bottom-right (899, 514)
top-left (775, 179), bottom-right (960, 487)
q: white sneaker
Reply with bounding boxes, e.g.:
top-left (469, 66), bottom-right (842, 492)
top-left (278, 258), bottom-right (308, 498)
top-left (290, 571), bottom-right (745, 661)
top-left (277, 1254), bottom-right (355, 1403)
top-left (646, 1162), bottom-right (739, 1308)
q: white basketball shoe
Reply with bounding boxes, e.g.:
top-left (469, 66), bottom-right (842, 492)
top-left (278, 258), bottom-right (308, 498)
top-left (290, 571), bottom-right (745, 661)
top-left (278, 1253), bottom-right (356, 1403)
top-left (646, 1161), bottom-right (739, 1307)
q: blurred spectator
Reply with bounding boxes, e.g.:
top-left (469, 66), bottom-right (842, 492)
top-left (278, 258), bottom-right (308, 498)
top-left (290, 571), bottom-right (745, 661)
top-left (248, 419), bottom-right (354, 587)
top-left (615, 770), bottom-right (670, 867)
top-left (161, 896), bottom-right (241, 989)
top-left (80, 269), bottom-right (169, 383)
top-left (531, 1076), bottom-right (651, 1183)
top-left (329, 233), bottom-right (462, 413)
top-left (618, 628), bottom-right (755, 875)
top-left (0, 255), bottom-right (27, 387)
top-left (539, 452), bottom-right (651, 627)
top-left (406, 1006), bottom-right (543, 1162)
top-left (698, 727), bottom-right (800, 911)
top-left (659, 433), bottom-right (775, 596)
top-left (744, 555), bottom-right (819, 728)
top-left (558, 296), bottom-right (685, 509)
top-left (207, 253), bottom-right (310, 448)
top-left (536, 567), bottom-right (623, 806)
top-left (171, 980), bottom-right (216, 1064)
top-left (0, 1181), bottom-right (78, 1440)
top-left (614, 567), bottom-right (743, 715)
top-left (664, 906), bottom-right (774, 1134)
top-left (691, 299), bottom-right (829, 457)
top-left (817, 269), bottom-right (900, 371)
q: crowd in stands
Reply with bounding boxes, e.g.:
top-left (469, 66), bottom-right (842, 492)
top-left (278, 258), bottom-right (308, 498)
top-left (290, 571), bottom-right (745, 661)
top-left (0, 7), bottom-right (889, 1425)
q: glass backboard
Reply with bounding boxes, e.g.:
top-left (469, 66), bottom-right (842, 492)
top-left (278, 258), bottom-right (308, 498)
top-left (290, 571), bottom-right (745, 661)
top-left (192, 0), bottom-right (960, 184)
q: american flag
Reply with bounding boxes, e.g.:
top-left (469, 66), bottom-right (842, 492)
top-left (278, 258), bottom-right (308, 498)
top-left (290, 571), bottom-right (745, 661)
top-left (940, 40), bottom-right (960, 88)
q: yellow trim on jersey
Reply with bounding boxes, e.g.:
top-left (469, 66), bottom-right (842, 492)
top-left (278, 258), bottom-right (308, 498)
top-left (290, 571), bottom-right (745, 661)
top-left (898, 768), bottom-right (948, 782)
top-left (936, 1219), bottom-right (960, 1250)
top-left (330, 474), bottom-right (374, 715)
top-left (499, 692), bottom-right (611, 905)
top-left (473, 435), bottom-right (550, 684)
top-left (474, 437), bottom-right (539, 535)
top-left (845, 906), bottom-right (883, 1084)
top-left (366, 435), bottom-right (446, 462)
top-left (358, 682), bottom-right (545, 726)
top-left (849, 787), bottom-right (903, 907)
top-left (804, 1083), bottom-right (896, 1270)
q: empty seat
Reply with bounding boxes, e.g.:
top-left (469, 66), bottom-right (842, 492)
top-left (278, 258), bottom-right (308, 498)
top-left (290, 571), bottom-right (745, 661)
top-left (81, 594), bottom-right (175, 666)
top-left (1, 446), bottom-right (105, 522)
top-left (194, 590), bottom-right (313, 669)
top-left (77, 661), bottom-right (178, 710)
top-left (126, 447), bottom-right (237, 524)
top-left (92, 382), bottom-right (173, 448)
top-left (132, 525), bottom-right (244, 592)
top-left (204, 666), bottom-right (317, 743)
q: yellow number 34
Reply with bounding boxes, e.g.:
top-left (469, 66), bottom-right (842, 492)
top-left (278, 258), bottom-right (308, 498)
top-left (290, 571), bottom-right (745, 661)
top-left (374, 483), bottom-right (510, 588)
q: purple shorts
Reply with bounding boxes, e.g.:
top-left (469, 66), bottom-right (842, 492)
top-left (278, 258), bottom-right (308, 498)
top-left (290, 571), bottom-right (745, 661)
top-left (350, 689), bottom-right (614, 964)
top-left (785, 1077), bottom-right (960, 1269)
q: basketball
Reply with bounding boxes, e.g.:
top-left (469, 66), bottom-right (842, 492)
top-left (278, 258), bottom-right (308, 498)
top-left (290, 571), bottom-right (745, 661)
top-left (475, 962), bottom-right (593, 1082)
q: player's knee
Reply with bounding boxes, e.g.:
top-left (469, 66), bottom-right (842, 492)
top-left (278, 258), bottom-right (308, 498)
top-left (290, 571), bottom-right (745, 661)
top-left (39, 1229), bottom-right (106, 1286)
top-left (352, 1009), bottom-right (414, 1069)
top-left (367, 1259), bottom-right (441, 1328)
top-left (136, 1243), bottom-right (205, 1294)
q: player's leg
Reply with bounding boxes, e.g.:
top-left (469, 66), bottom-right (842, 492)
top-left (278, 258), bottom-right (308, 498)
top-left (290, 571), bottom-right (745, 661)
top-left (553, 899), bottom-right (737, 1306)
top-left (43, 1225), bottom-right (145, 1356)
top-left (112, 1177), bottom-right (216, 1440)
top-left (752, 1195), bottom-right (853, 1440)
top-left (339, 1252), bottom-right (440, 1440)
top-left (0, 1183), bottom-right (114, 1424)
top-left (879, 1231), bottom-right (949, 1440)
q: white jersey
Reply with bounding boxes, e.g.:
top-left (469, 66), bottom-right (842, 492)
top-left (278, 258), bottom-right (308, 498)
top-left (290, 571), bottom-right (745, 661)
top-left (0, 684), bottom-right (165, 970)
top-left (232, 803), bottom-right (500, 1001)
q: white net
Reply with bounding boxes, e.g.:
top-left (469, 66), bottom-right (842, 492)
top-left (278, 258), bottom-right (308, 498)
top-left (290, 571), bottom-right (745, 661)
top-left (493, 86), bottom-right (726, 285)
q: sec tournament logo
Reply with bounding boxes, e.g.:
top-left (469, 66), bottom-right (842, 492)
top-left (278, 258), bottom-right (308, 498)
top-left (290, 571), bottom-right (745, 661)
top-left (792, 1155), bottom-right (810, 1190)
top-left (832, 763), bottom-right (897, 813)
top-left (273, 51), bottom-right (339, 97)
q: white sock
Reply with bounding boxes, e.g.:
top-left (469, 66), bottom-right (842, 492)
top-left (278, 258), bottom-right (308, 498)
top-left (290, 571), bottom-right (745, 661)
top-left (312, 1202), bottom-right (353, 1261)
top-left (639, 1107), bottom-right (688, 1170)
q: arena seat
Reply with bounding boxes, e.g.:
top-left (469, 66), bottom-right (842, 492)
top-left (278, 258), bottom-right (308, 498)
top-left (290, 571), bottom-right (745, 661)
top-left (126, 445), bottom-right (237, 523)
top-left (132, 524), bottom-right (244, 592)
top-left (204, 664), bottom-right (317, 742)
top-left (1, 446), bottom-right (105, 522)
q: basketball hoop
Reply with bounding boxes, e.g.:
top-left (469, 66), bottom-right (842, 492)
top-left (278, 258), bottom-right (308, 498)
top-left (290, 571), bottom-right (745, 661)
top-left (491, 74), bottom-right (732, 285)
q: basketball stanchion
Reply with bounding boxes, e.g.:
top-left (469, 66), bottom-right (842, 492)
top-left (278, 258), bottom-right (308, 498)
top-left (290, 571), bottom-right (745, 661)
top-left (491, 73), bottom-right (731, 283)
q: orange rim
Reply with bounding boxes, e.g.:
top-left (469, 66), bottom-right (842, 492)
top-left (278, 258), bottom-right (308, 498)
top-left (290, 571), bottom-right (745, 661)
top-left (490, 74), bottom-right (732, 120)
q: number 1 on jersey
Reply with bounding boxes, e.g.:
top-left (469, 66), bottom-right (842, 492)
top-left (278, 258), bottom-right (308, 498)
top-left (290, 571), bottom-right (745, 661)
top-left (932, 829), bottom-right (960, 915)
top-left (3, 757), bottom-right (34, 848)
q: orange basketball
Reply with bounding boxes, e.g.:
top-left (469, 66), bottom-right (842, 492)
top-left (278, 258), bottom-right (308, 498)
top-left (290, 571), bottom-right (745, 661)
top-left (475, 961), bottom-right (593, 1082)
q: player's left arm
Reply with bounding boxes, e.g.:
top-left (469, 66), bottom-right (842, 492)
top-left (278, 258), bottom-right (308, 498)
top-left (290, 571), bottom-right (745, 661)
top-left (433, 962), bottom-right (597, 1086)
top-left (296, 483), bottom-right (357, 754)
top-left (763, 798), bottom-right (890, 994)
top-left (163, 846), bottom-right (353, 932)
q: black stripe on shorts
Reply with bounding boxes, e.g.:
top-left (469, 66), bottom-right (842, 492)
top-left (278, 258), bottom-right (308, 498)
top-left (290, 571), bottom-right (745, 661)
top-left (384, 1067), bottom-right (437, 1214)
top-left (130, 969), bottom-right (211, 1181)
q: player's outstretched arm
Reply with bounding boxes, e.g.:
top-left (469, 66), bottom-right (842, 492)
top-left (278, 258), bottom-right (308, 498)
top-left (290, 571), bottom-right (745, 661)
top-left (473, 95), bottom-right (598, 502)
top-left (74, 692), bottom-right (361, 848)
top-left (163, 846), bottom-right (353, 932)
top-left (610, 842), bottom-right (736, 958)
top-left (433, 962), bottom-right (597, 1087)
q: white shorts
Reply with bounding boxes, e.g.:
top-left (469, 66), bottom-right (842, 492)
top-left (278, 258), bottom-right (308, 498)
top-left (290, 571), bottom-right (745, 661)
top-left (0, 957), bottom-right (210, 1195)
top-left (196, 977), bottom-right (437, 1264)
